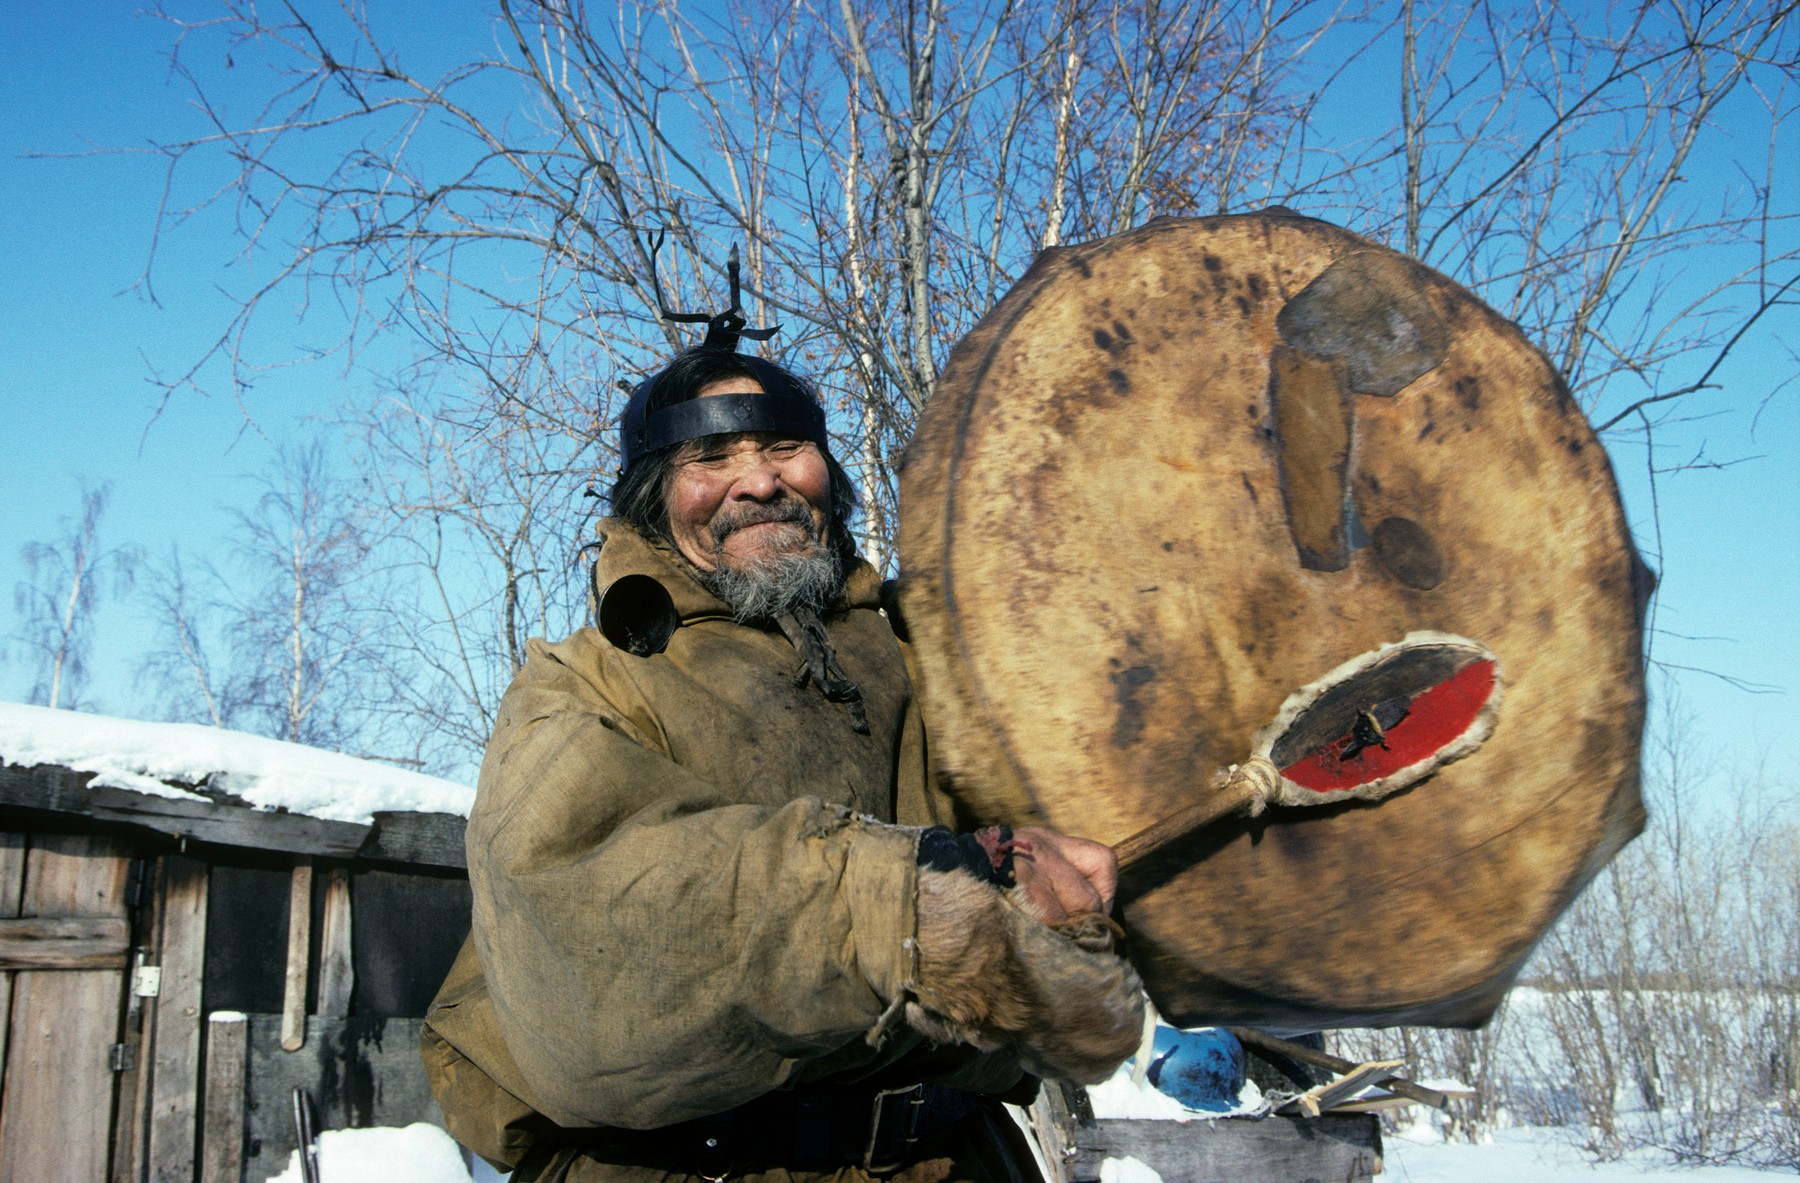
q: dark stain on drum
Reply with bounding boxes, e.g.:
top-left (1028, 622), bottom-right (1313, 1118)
top-left (1545, 373), bottom-right (1578, 415)
top-left (1094, 321), bottom-right (1137, 355)
top-left (1455, 376), bottom-right (1482, 411)
top-left (1109, 661), bottom-right (1158, 749)
top-left (1267, 809), bottom-right (1327, 863)
top-left (1241, 570), bottom-right (1299, 648)
top-left (1045, 361), bottom-right (1130, 436)
top-left (1248, 273), bottom-right (1267, 301)
top-left (1203, 253), bottom-right (1229, 294)
top-left (1371, 516), bottom-right (1445, 590)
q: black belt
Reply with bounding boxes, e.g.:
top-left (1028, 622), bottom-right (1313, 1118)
top-left (577, 1082), bottom-right (981, 1177)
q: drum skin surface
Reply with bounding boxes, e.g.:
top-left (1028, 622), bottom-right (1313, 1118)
top-left (898, 211), bottom-right (1649, 1028)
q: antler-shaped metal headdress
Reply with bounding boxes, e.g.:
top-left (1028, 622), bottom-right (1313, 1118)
top-left (648, 235), bottom-right (781, 353)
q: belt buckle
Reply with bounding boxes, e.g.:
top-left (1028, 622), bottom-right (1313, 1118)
top-left (693, 1118), bottom-right (735, 1181)
top-left (862, 1084), bottom-right (925, 1174)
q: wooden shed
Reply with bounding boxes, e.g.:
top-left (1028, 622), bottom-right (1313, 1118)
top-left (0, 703), bottom-right (473, 1183)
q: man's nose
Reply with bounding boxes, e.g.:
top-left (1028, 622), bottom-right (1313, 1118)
top-left (725, 452), bottom-right (784, 500)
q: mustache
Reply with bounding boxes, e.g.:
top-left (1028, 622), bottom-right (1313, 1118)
top-left (709, 499), bottom-right (817, 550)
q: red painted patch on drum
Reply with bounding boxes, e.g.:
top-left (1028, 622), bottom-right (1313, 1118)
top-left (1280, 660), bottom-right (1496, 792)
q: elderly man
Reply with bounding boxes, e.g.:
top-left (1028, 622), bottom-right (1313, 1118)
top-left (422, 345), bottom-right (1143, 1181)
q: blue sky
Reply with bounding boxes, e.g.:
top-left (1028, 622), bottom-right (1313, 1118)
top-left (1, 3), bottom-right (1793, 798)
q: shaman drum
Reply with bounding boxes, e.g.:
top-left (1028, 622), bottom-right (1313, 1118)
top-left (898, 211), bottom-right (1649, 1028)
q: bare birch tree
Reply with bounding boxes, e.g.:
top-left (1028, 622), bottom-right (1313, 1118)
top-left (9, 484), bottom-right (140, 711)
top-left (136, 442), bottom-right (398, 759)
top-left (143, 0), bottom-right (1314, 536)
top-left (1356, 0), bottom-right (1799, 431)
top-left (136, 0), bottom-right (1793, 770)
top-left (1297, 0), bottom-right (1800, 678)
top-left (138, 546), bottom-right (228, 728)
top-left (345, 374), bottom-right (599, 769)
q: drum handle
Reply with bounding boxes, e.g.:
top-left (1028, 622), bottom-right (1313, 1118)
top-left (1112, 757), bottom-right (1280, 871)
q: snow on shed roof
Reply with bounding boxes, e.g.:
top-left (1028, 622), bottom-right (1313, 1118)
top-left (0, 701), bottom-right (473, 826)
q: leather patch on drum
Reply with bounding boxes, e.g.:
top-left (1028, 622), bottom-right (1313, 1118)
top-left (1276, 251), bottom-right (1448, 396)
top-left (1267, 345), bottom-right (1353, 571)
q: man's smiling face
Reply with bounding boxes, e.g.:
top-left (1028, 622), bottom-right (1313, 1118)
top-left (664, 376), bottom-right (833, 577)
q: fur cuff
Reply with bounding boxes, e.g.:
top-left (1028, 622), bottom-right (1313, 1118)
top-left (907, 869), bottom-right (1145, 1084)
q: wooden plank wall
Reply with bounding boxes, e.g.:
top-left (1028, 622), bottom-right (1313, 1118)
top-left (148, 857), bottom-right (210, 1183)
top-left (317, 868), bottom-right (352, 1018)
top-left (0, 834), bottom-right (133, 1183)
top-left (0, 833), bottom-right (25, 1087)
top-left (0, 816), bottom-right (467, 1183)
top-left (200, 1013), bottom-right (248, 1183)
top-left (112, 858), bottom-right (160, 1183)
top-left (280, 860), bottom-right (312, 1052)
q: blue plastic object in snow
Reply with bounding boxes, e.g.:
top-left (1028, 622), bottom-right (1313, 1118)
top-left (1143, 1026), bottom-right (1246, 1112)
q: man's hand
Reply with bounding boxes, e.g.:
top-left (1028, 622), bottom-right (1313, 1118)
top-left (910, 854), bottom-right (1145, 1083)
top-left (1010, 826), bottom-right (1118, 923)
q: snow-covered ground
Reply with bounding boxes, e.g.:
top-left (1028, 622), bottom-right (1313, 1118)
top-left (0, 701), bottom-right (473, 822)
top-left (1082, 1125), bottom-right (1794, 1183)
top-left (1383, 1125), bottom-right (1791, 1181)
top-left (266, 1120), bottom-right (1800, 1183)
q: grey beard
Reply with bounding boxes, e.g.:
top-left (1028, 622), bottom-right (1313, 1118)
top-left (696, 498), bottom-right (846, 620)
top-left (702, 543), bottom-right (844, 621)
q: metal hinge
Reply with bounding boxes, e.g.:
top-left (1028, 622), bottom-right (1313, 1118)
top-left (133, 965), bottom-right (163, 998)
top-left (109, 1043), bottom-right (137, 1072)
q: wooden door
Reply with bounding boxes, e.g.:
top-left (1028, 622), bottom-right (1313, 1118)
top-left (0, 832), bottom-right (134, 1183)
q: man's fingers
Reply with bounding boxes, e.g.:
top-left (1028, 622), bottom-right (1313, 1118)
top-left (1017, 857), bottom-right (1100, 920)
top-left (1012, 827), bottom-right (1118, 918)
top-left (1059, 840), bottom-right (1119, 912)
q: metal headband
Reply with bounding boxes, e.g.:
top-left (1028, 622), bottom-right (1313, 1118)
top-left (637, 391), bottom-right (827, 458)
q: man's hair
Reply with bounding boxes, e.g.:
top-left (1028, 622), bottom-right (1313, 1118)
top-left (611, 347), bottom-right (859, 561)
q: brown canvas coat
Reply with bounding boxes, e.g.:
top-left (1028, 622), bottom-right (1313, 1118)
top-left (421, 520), bottom-right (1029, 1181)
